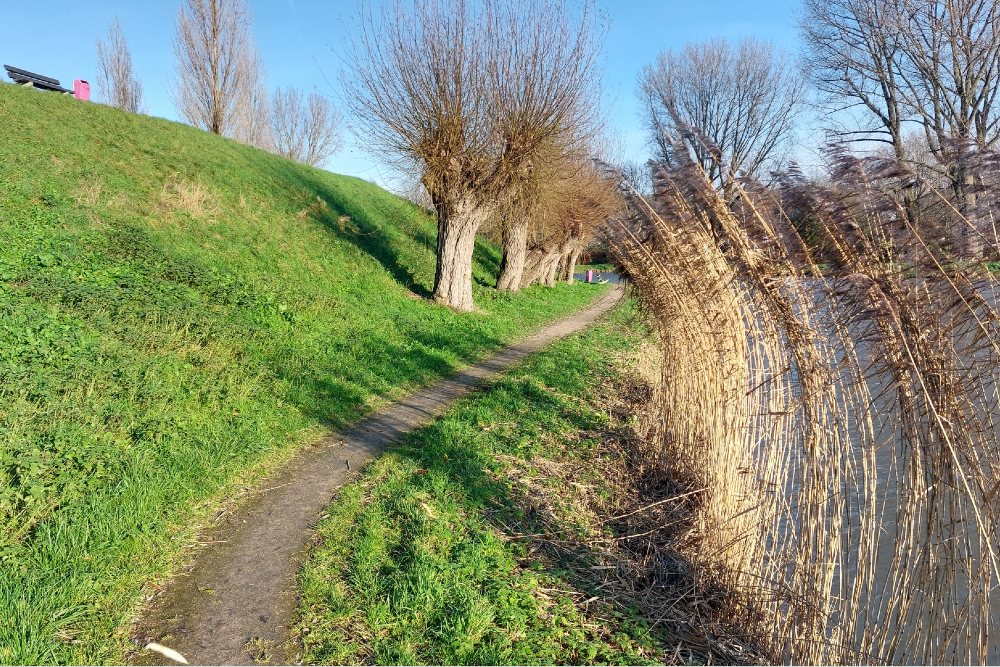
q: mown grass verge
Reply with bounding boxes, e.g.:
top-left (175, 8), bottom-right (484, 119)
top-left (0, 85), bottom-right (606, 664)
top-left (295, 302), bottom-right (678, 665)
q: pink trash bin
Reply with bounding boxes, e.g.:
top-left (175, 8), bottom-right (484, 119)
top-left (74, 79), bottom-right (90, 101)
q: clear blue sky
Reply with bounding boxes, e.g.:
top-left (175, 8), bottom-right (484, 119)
top-left (1, 0), bottom-right (804, 189)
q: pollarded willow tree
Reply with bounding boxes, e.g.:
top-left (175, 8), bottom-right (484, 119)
top-left (344, 0), bottom-right (604, 311)
top-left (518, 156), bottom-right (621, 288)
top-left (494, 139), bottom-right (573, 292)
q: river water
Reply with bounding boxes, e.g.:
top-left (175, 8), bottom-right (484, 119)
top-left (574, 270), bottom-right (624, 284)
top-left (757, 278), bottom-right (1000, 664)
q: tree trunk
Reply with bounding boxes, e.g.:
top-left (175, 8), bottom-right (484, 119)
top-left (520, 249), bottom-right (546, 288)
top-left (432, 198), bottom-right (487, 312)
top-left (556, 254), bottom-right (569, 282)
top-left (496, 221), bottom-right (528, 291)
top-left (951, 164), bottom-right (982, 260)
top-left (555, 239), bottom-right (580, 283)
top-left (564, 246), bottom-right (582, 283)
top-left (521, 249), bottom-right (558, 288)
top-left (543, 253), bottom-right (560, 287)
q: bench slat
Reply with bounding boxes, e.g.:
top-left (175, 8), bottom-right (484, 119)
top-left (4, 64), bottom-right (60, 86)
top-left (15, 78), bottom-right (71, 93)
top-left (4, 65), bottom-right (71, 93)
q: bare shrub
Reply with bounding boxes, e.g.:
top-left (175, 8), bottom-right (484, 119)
top-left (96, 18), bottom-right (145, 113)
top-left (270, 88), bottom-right (342, 167)
top-left (604, 149), bottom-right (1000, 663)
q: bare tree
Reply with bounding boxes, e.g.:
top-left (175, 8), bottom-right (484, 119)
top-left (512, 155), bottom-right (620, 288)
top-left (231, 48), bottom-right (272, 150)
top-left (344, 0), bottom-right (603, 311)
top-left (618, 159), bottom-right (651, 195)
top-left (639, 38), bottom-right (804, 197)
top-left (396, 175), bottom-right (434, 213)
top-left (173, 0), bottom-right (261, 138)
top-left (801, 0), bottom-right (909, 157)
top-left (96, 18), bottom-right (144, 113)
top-left (270, 88), bottom-right (343, 167)
top-left (895, 0), bottom-right (1000, 256)
top-left (494, 139), bottom-right (575, 292)
top-left (801, 0), bottom-right (1000, 257)
top-left (800, 0), bottom-right (927, 234)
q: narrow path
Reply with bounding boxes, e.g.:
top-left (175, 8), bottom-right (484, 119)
top-left (131, 286), bottom-right (624, 666)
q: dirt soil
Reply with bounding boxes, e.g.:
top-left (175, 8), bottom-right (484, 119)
top-left (130, 286), bottom-right (623, 666)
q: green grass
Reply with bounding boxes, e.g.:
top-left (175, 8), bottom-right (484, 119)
top-left (297, 303), bottom-right (667, 665)
top-left (575, 263), bottom-right (616, 272)
top-left (0, 85), bottom-right (606, 664)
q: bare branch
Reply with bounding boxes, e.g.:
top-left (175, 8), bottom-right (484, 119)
top-left (270, 88), bottom-right (343, 167)
top-left (96, 18), bottom-right (144, 114)
top-left (638, 37), bottom-right (804, 196)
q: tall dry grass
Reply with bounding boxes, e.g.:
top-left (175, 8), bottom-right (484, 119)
top-left (605, 148), bottom-right (1000, 664)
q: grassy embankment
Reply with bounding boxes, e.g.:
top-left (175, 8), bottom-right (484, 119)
top-left (295, 303), bottom-right (674, 665)
top-left (0, 84), bottom-right (605, 664)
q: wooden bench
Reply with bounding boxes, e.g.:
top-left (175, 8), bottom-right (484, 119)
top-left (4, 64), bottom-right (72, 94)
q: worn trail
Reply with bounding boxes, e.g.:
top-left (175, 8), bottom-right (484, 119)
top-left (131, 287), bottom-right (623, 665)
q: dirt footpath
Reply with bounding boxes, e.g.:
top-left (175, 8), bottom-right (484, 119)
top-left (131, 286), bottom-right (624, 666)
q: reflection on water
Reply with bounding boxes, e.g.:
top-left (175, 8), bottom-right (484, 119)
top-left (758, 278), bottom-right (1000, 664)
top-left (573, 271), bottom-right (624, 284)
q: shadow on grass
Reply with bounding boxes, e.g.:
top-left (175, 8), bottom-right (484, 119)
top-left (379, 377), bottom-right (693, 659)
top-left (257, 162), bottom-right (502, 299)
top-left (238, 162), bottom-right (519, 430)
top-left (264, 339), bottom-right (472, 428)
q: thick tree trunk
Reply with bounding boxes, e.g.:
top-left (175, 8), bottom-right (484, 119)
top-left (520, 248), bottom-right (555, 288)
top-left (432, 199), bottom-right (487, 312)
top-left (496, 221), bottom-right (528, 291)
top-left (563, 246), bottom-right (582, 283)
top-left (555, 239), bottom-right (581, 283)
top-left (520, 249), bottom-right (542, 287)
top-left (544, 255), bottom-right (560, 287)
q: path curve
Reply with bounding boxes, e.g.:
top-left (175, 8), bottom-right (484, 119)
top-left (131, 286), bottom-right (624, 665)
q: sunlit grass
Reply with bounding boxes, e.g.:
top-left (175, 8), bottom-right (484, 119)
top-left (0, 85), bottom-right (606, 664)
top-left (296, 304), bottom-right (668, 665)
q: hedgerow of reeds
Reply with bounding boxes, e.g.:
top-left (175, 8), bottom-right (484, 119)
top-left (605, 144), bottom-right (1000, 664)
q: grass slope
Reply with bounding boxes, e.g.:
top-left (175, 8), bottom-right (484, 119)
top-left (296, 303), bottom-right (668, 665)
top-left (0, 85), bottom-right (604, 664)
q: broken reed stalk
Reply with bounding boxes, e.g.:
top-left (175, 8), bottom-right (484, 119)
top-left (605, 151), bottom-right (1000, 664)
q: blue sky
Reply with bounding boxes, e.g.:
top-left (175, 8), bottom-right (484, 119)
top-left (1, 0), bottom-right (804, 189)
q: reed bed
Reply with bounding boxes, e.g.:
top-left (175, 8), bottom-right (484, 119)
top-left (605, 149), bottom-right (1000, 664)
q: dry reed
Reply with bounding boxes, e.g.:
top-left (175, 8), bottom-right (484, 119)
top-left (603, 147), bottom-right (1000, 664)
